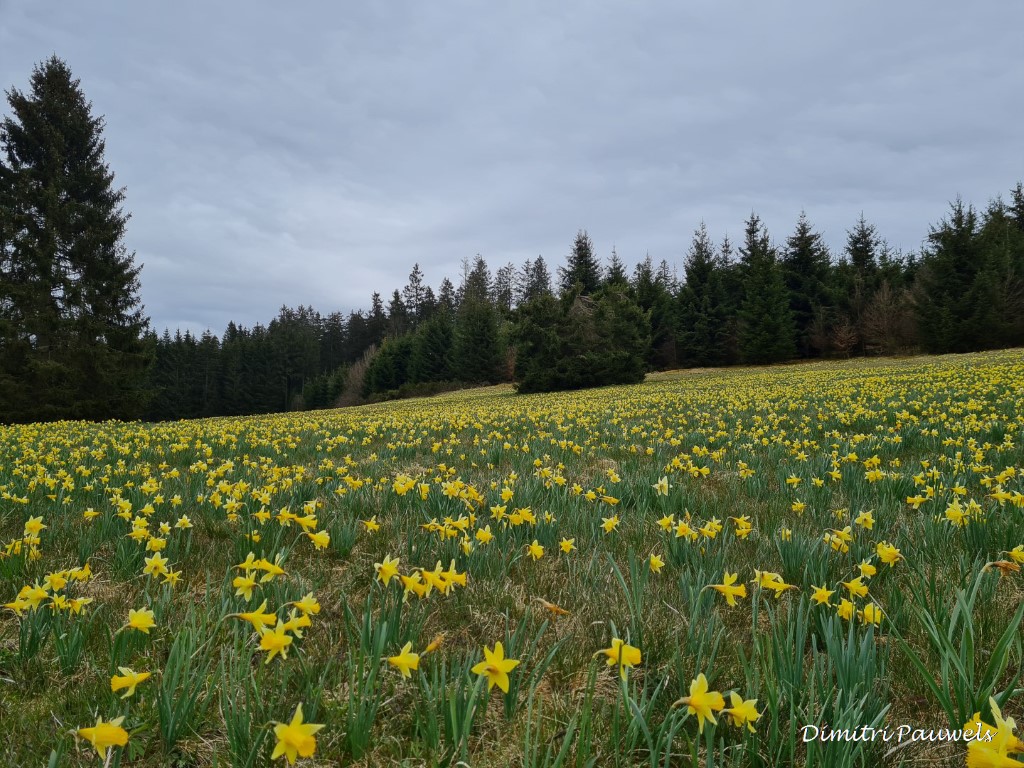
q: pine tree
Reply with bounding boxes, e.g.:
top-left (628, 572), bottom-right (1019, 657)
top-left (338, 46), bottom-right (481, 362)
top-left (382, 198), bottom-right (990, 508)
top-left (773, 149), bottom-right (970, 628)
top-left (782, 212), bottom-right (832, 357)
top-left (268, 305), bottom-right (320, 410)
top-left (320, 312), bottom-right (347, 372)
top-left (911, 199), bottom-right (980, 353)
top-left (738, 214), bottom-right (795, 364)
top-left (387, 289), bottom-right (409, 336)
top-left (517, 256), bottom-right (553, 305)
top-left (0, 56), bottom-right (150, 422)
top-left (218, 321), bottom-right (250, 416)
top-left (344, 311), bottom-right (370, 362)
top-left (715, 236), bottom-right (743, 365)
top-left (363, 334), bottom-right (413, 396)
top-left (409, 311), bottom-right (454, 383)
top-left (461, 255), bottom-right (492, 305)
top-left (604, 247), bottom-right (629, 287)
top-left (677, 223), bottom-right (726, 366)
top-left (452, 297), bottom-right (502, 384)
top-left (493, 262), bottom-right (516, 316)
top-left (833, 215), bottom-right (883, 353)
top-left (558, 230), bottom-right (602, 296)
top-left (1011, 182), bottom-right (1024, 232)
top-left (401, 263), bottom-right (426, 326)
top-left (450, 255), bottom-right (501, 383)
top-left (510, 290), bottom-right (563, 393)
top-left (631, 255), bottom-right (675, 369)
top-left (437, 278), bottom-right (458, 315)
top-left (366, 292), bottom-right (387, 348)
top-left (846, 214), bottom-right (881, 286)
top-left (419, 285), bottom-right (437, 320)
top-left (962, 198), bottom-right (1024, 349)
top-left (512, 285), bottom-right (648, 393)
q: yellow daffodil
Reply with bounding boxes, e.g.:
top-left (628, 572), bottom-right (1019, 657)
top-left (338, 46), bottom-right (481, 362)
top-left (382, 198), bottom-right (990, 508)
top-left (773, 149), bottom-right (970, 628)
top-left (374, 555), bottom-right (400, 586)
top-left (753, 570), bottom-right (797, 598)
top-left (232, 600), bottom-right (277, 632)
top-left (388, 642), bottom-right (420, 678)
top-left (1006, 545), bottom-right (1024, 565)
top-left (289, 593), bottom-right (320, 616)
top-left (841, 576), bottom-right (869, 599)
top-left (810, 585), bottom-right (834, 606)
top-left (876, 541), bottom-right (903, 565)
top-left (708, 572), bottom-right (748, 606)
top-left (674, 673), bottom-right (725, 732)
top-left (77, 716), bottom-right (129, 760)
top-left (854, 510), bottom-right (875, 529)
top-left (837, 598), bottom-right (855, 621)
top-left (964, 697), bottom-right (1024, 767)
top-left (110, 667), bottom-right (151, 699)
top-left (859, 603), bottom-right (883, 626)
top-left (653, 476), bottom-right (670, 496)
top-left (306, 530), bottom-right (330, 550)
top-left (125, 607), bottom-right (156, 634)
top-left (233, 572), bottom-right (259, 601)
top-left (471, 642), bottom-right (520, 693)
top-left (596, 637), bottom-right (642, 679)
top-left (259, 621), bottom-right (294, 663)
top-left (723, 691), bottom-right (761, 733)
top-left (143, 552), bottom-right (169, 577)
top-left (271, 703), bottom-right (324, 764)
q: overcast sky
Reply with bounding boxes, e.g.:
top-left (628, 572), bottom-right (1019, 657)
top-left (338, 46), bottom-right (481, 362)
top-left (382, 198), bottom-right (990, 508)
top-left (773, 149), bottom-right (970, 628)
top-left (2, 2), bottom-right (1022, 334)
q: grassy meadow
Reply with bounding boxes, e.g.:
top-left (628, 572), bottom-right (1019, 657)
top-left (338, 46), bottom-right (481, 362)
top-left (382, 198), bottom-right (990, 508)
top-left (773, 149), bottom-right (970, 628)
top-left (2, 351), bottom-right (1023, 767)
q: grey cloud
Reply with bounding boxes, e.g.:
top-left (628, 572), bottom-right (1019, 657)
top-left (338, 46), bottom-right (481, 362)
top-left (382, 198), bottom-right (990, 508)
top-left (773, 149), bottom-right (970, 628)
top-left (2, 1), bottom-right (1022, 333)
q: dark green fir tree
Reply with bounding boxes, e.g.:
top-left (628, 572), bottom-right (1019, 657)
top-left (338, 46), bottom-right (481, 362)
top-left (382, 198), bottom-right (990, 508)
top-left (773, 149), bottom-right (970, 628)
top-left (782, 212), bottom-right (832, 357)
top-left (0, 56), bottom-right (150, 422)
top-left (558, 229), bottom-right (602, 296)
top-left (737, 214), bottom-right (795, 364)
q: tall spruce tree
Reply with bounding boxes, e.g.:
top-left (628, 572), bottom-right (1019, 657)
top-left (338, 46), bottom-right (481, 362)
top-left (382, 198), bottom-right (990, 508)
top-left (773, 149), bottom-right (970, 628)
top-left (517, 256), bottom-right (553, 305)
top-left (409, 310), bottom-right (454, 383)
top-left (386, 289), bottom-right (409, 336)
top-left (677, 223), bottom-right (727, 366)
top-left (493, 262), bottom-right (516, 316)
top-left (558, 230), bottom-right (602, 296)
top-left (1011, 183), bottom-right (1024, 232)
top-left (437, 277), bottom-right (458, 315)
top-left (366, 292), bottom-right (387, 347)
top-left (836, 215), bottom-right (883, 353)
top-left (912, 199), bottom-right (981, 353)
top-left (631, 255), bottom-right (676, 369)
top-left (604, 247), bottom-right (629, 288)
top-left (738, 214), bottom-right (795, 364)
top-left (452, 256), bottom-right (502, 383)
top-left (845, 214), bottom-right (881, 287)
top-left (401, 263), bottom-right (426, 325)
top-left (782, 212), bottom-right (832, 357)
top-left (0, 56), bottom-right (150, 422)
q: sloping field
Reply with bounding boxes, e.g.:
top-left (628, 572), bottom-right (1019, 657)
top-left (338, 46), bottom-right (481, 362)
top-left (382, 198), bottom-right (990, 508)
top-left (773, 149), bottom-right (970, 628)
top-left (2, 351), bottom-right (1023, 766)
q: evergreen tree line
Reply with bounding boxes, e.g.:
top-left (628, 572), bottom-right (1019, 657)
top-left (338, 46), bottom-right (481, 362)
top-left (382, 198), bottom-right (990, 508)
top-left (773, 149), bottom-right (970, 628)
top-left (4, 58), bottom-right (1024, 424)
top-left (144, 186), bottom-right (1024, 416)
